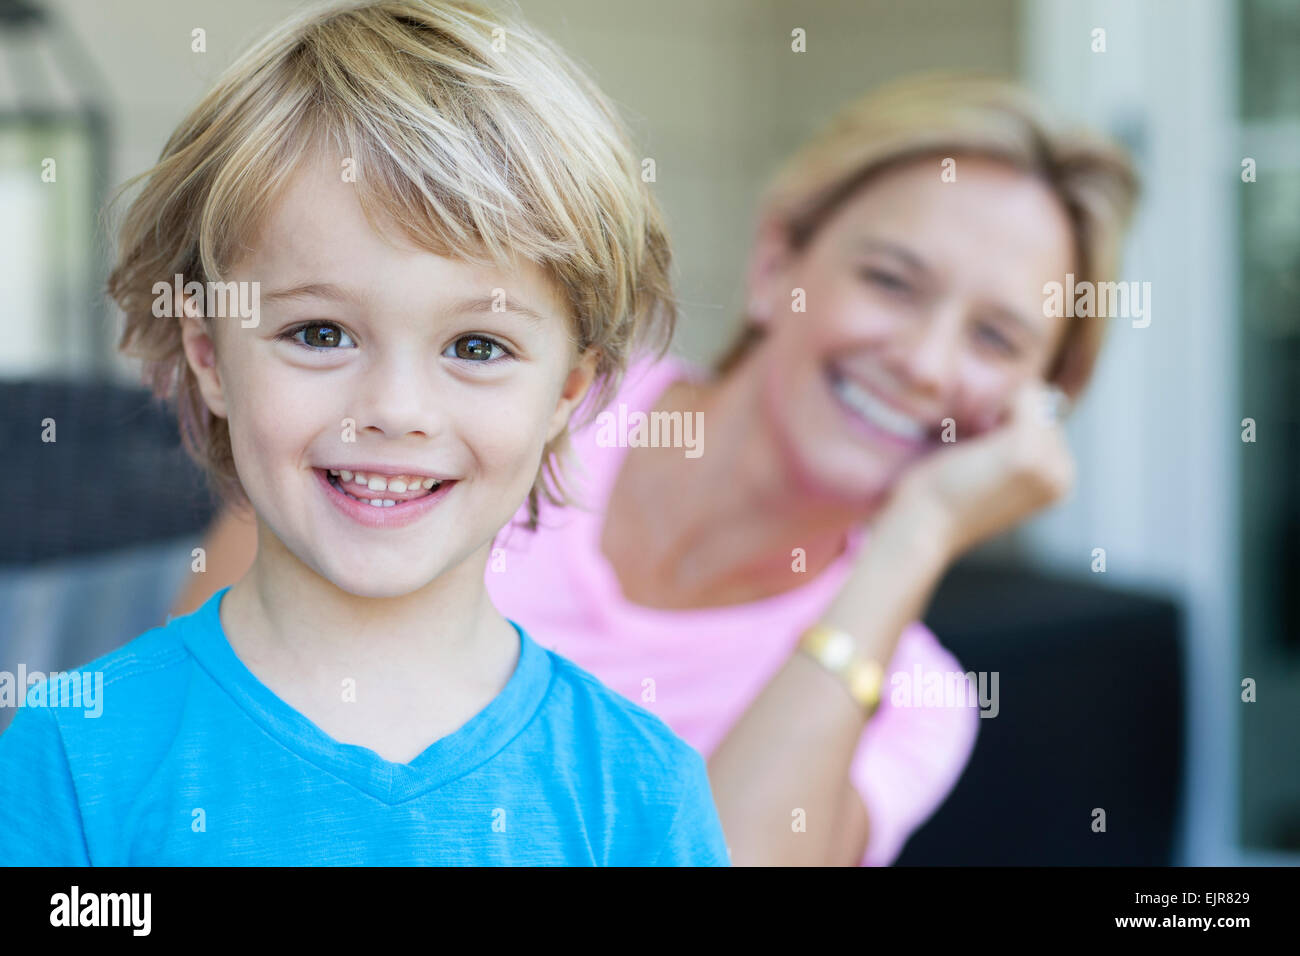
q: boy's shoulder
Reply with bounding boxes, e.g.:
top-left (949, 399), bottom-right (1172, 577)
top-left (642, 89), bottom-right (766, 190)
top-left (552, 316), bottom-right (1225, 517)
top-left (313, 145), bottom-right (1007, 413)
top-left (526, 634), bottom-right (729, 866)
top-left (530, 636), bottom-right (706, 774)
top-left (78, 613), bottom-right (195, 684)
top-left (70, 608), bottom-right (197, 696)
top-left (25, 608), bottom-right (204, 749)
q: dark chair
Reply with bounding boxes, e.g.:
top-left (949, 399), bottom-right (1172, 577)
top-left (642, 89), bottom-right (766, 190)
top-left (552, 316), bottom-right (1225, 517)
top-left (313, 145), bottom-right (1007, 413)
top-left (901, 560), bottom-right (1184, 865)
top-left (0, 379), bottom-right (218, 565)
top-left (0, 380), bottom-right (219, 733)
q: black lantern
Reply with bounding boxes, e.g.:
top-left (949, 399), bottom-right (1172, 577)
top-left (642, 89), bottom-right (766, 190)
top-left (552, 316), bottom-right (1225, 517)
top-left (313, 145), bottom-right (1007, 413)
top-left (0, 0), bottom-right (111, 377)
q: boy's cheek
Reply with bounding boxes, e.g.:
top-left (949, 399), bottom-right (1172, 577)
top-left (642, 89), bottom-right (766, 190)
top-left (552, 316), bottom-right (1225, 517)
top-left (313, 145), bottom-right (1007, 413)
top-left (476, 422), bottom-right (549, 476)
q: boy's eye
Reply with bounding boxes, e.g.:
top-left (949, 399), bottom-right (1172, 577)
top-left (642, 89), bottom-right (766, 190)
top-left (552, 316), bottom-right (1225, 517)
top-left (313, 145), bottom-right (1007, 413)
top-left (445, 335), bottom-right (511, 362)
top-left (286, 322), bottom-right (355, 349)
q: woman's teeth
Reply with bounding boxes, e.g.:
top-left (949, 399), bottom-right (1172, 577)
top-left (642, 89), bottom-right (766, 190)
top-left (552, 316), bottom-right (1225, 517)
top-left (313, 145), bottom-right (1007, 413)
top-left (327, 469), bottom-right (442, 508)
top-left (830, 373), bottom-right (927, 441)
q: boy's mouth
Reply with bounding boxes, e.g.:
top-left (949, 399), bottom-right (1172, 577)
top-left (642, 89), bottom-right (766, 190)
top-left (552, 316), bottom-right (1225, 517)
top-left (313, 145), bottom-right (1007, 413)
top-left (320, 467), bottom-right (451, 508)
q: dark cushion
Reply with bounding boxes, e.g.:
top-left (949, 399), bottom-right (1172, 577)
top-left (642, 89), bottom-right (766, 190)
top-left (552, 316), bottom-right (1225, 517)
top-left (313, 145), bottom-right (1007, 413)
top-left (900, 560), bottom-right (1184, 865)
top-left (0, 379), bottom-right (219, 565)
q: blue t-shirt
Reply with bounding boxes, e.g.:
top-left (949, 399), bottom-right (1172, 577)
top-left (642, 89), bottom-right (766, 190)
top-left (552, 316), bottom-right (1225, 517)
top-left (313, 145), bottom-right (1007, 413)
top-left (0, 587), bottom-right (730, 866)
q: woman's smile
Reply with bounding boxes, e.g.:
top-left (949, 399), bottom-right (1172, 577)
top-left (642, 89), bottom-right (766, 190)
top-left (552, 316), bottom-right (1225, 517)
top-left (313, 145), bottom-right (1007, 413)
top-left (825, 363), bottom-right (938, 451)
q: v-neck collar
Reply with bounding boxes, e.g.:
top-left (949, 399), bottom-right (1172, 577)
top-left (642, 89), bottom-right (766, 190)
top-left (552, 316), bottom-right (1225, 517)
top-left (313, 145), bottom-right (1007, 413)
top-left (180, 587), bottom-right (553, 805)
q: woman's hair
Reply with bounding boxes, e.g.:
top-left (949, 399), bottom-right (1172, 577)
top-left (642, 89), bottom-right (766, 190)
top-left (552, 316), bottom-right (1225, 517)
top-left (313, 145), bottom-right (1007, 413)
top-left (715, 72), bottom-right (1140, 399)
top-left (106, 0), bottom-right (675, 530)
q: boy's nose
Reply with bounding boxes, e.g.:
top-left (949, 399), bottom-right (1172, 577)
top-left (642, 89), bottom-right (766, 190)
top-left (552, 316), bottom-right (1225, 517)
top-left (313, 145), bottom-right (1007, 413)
top-left (354, 359), bottom-right (445, 439)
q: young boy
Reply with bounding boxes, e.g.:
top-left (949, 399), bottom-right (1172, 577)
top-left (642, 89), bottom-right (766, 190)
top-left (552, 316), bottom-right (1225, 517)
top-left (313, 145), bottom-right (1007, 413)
top-left (0, 0), bottom-right (729, 866)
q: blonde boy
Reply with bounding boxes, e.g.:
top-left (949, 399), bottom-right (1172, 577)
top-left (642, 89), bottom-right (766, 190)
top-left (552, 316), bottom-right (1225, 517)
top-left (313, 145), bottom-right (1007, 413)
top-left (0, 0), bottom-right (729, 866)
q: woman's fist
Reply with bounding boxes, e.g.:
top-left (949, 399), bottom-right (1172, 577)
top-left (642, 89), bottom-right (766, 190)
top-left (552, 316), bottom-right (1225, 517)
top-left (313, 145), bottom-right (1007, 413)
top-left (885, 379), bottom-right (1076, 563)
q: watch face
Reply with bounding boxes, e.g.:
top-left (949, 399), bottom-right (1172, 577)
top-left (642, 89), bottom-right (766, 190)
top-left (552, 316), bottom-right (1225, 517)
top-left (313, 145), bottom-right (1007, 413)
top-left (823, 631), bottom-right (854, 669)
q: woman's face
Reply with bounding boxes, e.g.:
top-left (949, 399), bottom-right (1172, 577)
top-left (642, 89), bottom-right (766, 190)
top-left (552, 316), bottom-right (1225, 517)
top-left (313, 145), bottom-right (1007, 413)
top-left (745, 154), bottom-right (1076, 506)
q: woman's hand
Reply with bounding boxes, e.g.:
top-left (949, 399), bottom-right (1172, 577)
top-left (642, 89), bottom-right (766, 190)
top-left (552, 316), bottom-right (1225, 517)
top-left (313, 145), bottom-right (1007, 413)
top-left (882, 379), bottom-right (1076, 567)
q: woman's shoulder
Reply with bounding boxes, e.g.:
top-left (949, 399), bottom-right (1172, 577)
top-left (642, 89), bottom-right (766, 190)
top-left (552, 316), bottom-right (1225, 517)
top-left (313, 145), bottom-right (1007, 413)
top-left (561, 349), bottom-right (706, 481)
top-left (608, 348), bottom-right (711, 413)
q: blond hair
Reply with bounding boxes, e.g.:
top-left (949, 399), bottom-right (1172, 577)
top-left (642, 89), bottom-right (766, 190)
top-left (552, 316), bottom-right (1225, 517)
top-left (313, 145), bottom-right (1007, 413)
top-left (106, 0), bottom-right (675, 529)
top-left (716, 73), bottom-right (1140, 398)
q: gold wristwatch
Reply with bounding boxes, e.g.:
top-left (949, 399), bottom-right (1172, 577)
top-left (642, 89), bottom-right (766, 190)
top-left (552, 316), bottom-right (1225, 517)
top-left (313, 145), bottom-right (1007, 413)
top-left (798, 624), bottom-right (884, 716)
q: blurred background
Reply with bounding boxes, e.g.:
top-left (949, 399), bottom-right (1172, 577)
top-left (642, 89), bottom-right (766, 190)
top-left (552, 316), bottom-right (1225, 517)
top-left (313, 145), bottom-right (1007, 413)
top-left (0, 0), bottom-right (1294, 865)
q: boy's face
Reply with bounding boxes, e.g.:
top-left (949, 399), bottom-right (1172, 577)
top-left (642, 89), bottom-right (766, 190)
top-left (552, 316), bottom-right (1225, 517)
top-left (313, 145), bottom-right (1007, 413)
top-left (180, 153), bottom-right (597, 598)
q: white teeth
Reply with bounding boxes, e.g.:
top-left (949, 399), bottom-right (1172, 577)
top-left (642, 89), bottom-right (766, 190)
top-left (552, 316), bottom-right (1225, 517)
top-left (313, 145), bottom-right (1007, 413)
top-left (349, 472), bottom-right (442, 492)
top-left (831, 373), bottom-right (926, 440)
top-left (326, 468), bottom-right (445, 506)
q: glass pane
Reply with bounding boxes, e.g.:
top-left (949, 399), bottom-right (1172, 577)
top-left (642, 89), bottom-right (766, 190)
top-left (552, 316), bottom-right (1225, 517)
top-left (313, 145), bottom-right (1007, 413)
top-left (1238, 6), bottom-right (1300, 851)
top-left (1240, 0), bottom-right (1300, 121)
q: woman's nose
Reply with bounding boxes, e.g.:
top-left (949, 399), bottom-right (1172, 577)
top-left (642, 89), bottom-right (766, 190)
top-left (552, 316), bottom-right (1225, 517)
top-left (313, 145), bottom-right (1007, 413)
top-left (890, 308), bottom-right (963, 398)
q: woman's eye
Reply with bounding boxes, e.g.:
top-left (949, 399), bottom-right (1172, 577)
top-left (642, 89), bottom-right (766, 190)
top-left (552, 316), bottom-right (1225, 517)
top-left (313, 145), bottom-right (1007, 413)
top-left (445, 335), bottom-right (511, 362)
top-left (976, 324), bottom-right (1019, 357)
top-left (286, 322), bottom-right (355, 349)
top-left (860, 268), bottom-right (911, 293)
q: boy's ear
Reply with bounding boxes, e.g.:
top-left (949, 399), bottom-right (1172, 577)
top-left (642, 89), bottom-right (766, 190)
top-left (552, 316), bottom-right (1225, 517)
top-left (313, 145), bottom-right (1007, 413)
top-left (545, 346), bottom-right (600, 444)
top-left (177, 295), bottom-right (228, 419)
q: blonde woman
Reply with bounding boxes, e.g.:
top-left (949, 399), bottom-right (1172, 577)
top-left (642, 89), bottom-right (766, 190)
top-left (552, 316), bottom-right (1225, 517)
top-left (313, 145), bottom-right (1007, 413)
top-left (176, 73), bottom-right (1140, 866)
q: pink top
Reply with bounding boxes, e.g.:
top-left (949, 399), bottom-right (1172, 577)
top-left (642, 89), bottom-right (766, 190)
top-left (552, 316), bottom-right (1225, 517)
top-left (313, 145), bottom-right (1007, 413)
top-left (485, 351), bottom-right (979, 865)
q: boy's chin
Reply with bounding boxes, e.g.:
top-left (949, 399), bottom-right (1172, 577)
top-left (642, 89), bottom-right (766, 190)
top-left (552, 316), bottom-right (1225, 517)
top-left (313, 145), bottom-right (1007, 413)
top-left (328, 578), bottom-right (426, 600)
top-left (315, 559), bottom-right (449, 600)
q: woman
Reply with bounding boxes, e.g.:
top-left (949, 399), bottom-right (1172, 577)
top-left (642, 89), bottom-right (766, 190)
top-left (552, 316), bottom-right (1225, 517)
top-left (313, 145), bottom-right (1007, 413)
top-left (175, 73), bottom-right (1139, 865)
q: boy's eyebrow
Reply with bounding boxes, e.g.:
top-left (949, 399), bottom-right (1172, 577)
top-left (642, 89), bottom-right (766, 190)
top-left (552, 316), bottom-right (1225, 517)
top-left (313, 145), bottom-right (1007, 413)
top-left (262, 282), bottom-right (552, 324)
top-left (263, 282), bottom-right (360, 305)
top-left (442, 294), bottom-right (552, 325)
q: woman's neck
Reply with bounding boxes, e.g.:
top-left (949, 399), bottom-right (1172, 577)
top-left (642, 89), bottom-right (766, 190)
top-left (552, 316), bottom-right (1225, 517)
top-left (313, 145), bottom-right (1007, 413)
top-left (600, 359), bottom-right (880, 610)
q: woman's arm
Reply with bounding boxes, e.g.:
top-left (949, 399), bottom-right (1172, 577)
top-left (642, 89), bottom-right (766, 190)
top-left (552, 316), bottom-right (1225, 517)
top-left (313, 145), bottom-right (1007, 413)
top-left (171, 506), bottom-right (258, 617)
top-left (707, 502), bottom-right (949, 867)
top-left (709, 380), bottom-right (1073, 866)
top-left (834, 781), bottom-right (870, 867)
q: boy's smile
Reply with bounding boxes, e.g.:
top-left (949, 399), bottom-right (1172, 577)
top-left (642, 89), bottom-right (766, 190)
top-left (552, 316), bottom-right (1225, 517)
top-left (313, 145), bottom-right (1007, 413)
top-left (179, 150), bottom-right (597, 599)
top-left (315, 465), bottom-right (457, 529)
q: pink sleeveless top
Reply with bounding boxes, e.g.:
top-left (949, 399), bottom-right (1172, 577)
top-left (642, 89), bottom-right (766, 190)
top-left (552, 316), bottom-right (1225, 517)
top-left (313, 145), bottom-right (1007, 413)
top-left (485, 351), bottom-right (979, 865)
